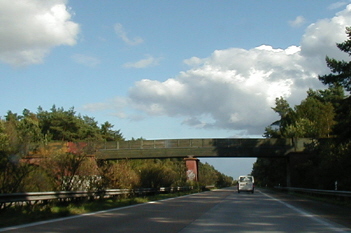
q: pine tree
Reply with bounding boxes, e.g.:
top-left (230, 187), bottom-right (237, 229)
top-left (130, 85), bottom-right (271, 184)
top-left (319, 27), bottom-right (351, 139)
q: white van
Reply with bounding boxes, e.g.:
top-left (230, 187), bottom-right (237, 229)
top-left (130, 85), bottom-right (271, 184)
top-left (237, 175), bottom-right (254, 193)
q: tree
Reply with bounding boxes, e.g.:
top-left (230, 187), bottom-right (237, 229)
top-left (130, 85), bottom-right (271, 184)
top-left (0, 116), bottom-right (35, 193)
top-left (37, 106), bottom-right (80, 141)
top-left (252, 158), bottom-right (287, 187)
top-left (319, 27), bottom-right (351, 139)
top-left (100, 121), bottom-right (124, 141)
top-left (79, 116), bottom-right (102, 140)
top-left (215, 171), bottom-right (233, 188)
top-left (138, 159), bottom-right (180, 188)
top-left (264, 92), bottom-right (336, 139)
top-left (99, 160), bottom-right (139, 189)
top-left (37, 106), bottom-right (118, 141)
top-left (319, 27), bottom-right (351, 93)
top-left (306, 86), bottom-right (345, 109)
top-left (258, 87), bottom-right (339, 188)
top-left (198, 162), bottom-right (218, 186)
top-left (294, 97), bottom-right (335, 138)
top-left (264, 98), bottom-right (289, 138)
top-left (264, 97), bottom-right (295, 138)
top-left (39, 143), bottom-right (100, 191)
top-left (315, 26), bottom-right (351, 190)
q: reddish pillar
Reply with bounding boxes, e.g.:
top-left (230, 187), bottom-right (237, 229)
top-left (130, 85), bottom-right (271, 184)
top-left (184, 157), bottom-right (199, 182)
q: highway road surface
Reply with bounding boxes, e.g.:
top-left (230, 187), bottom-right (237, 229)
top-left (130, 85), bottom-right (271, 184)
top-left (1, 188), bottom-right (350, 233)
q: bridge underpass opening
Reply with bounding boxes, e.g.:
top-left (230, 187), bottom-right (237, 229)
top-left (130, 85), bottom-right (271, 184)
top-left (199, 157), bottom-right (257, 180)
top-left (198, 157), bottom-right (295, 187)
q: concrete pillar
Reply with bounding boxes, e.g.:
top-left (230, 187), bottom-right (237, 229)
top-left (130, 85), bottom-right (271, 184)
top-left (184, 157), bottom-right (199, 182)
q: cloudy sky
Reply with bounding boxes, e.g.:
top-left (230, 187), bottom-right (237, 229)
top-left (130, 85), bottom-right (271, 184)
top-left (1, 0), bottom-right (351, 178)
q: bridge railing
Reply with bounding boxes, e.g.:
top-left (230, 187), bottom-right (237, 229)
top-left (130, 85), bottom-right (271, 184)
top-left (99, 138), bottom-right (312, 149)
top-left (100, 139), bottom-right (215, 150)
top-left (25, 138), bottom-right (314, 159)
top-left (96, 138), bottom-right (313, 159)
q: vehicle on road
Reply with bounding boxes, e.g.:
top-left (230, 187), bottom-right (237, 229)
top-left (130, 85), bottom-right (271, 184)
top-left (237, 175), bottom-right (254, 193)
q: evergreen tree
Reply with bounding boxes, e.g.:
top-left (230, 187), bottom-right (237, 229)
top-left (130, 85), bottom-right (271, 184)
top-left (319, 27), bottom-right (351, 92)
top-left (319, 27), bottom-right (351, 139)
top-left (100, 121), bottom-right (124, 141)
top-left (265, 97), bottom-right (295, 138)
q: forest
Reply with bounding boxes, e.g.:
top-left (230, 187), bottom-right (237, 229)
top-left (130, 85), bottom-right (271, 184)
top-left (252, 27), bottom-right (351, 191)
top-left (0, 105), bottom-right (232, 193)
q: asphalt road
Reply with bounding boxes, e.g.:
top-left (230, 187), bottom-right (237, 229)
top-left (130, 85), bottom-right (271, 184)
top-left (1, 188), bottom-right (350, 233)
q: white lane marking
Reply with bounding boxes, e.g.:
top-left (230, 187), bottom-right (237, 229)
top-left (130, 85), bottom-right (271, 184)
top-left (0, 192), bottom-right (200, 232)
top-left (0, 203), bottom-right (148, 232)
top-left (259, 190), bottom-right (350, 233)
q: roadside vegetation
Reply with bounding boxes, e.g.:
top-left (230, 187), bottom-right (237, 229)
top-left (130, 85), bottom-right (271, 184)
top-left (0, 105), bottom-right (232, 227)
top-left (0, 106), bottom-right (232, 193)
top-left (0, 105), bottom-right (232, 194)
top-left (0, 190), bottom-right (202, 228)
top-left (252, 27), bottom-right (351, 191)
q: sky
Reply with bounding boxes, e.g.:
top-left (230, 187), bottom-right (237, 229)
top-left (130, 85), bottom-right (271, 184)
top-left (1, 0), bottom-right (351, 179)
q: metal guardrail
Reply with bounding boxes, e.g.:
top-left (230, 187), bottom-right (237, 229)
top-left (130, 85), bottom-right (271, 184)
top-left (0, 187), bottom-right (193, 207)
top-left (274, 187), bottom-right (351, 198)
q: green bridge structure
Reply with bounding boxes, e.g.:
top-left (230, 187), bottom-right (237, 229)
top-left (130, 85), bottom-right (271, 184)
top-left (97, 138), bottom-right (312, 159)
top-left (96, 138), bottom-right (314, 186)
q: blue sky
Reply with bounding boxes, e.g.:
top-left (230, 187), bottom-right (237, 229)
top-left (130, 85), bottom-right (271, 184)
top-left (1, 0), bottom-right (351, 179)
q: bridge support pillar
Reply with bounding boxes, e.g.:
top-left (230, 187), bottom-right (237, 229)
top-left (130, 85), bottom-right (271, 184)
top-left (184, 157), bottom-right (199, 182)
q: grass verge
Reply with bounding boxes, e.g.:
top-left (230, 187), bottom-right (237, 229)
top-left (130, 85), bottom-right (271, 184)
top-left (286, 191), bottom-right (351, 207)
top-left (267, 187), bottom-right (351, 207)
top-left (0, 191), bottom-right (197, 228)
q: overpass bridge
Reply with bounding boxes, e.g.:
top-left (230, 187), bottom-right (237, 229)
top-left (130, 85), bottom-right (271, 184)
top-left (96, 138), bottom-right (313, 185)
top-left (27, 138), bottom-right (314, 185)
top-left (97, 138), bottom-right (313, 159)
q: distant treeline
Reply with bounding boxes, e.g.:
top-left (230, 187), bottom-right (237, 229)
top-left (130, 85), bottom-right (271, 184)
top-left (252, 27), bottom-right (351, 191)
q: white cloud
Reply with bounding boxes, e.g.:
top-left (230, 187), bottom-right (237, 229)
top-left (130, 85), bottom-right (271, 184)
top-left (182, 117), bottom-right (208, 128)
top-left (82, 97), bottom-right (129, 112)
top-left (123, 55), bottom-right (162, 69)
top-left (328, 1), bottom-right (351, 10)
top-left (82, 102), bottom-right (110, 112)
top-left (127, 45), bottom-right (315, 134)
top-left (301, 5), bottom-right (351, 61)
top-left (114, 23), bottom-right (143, 46)
top-left (71, 54), bottom-right (100, 67)
top-left (85, 4), bottom-right (351, 135)
top-left (183, 57), bottom-right (203, 66)
top-left (0, 0), bottom-right (79, 66)
top-left (289, 16), bottom-right (305, 27)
